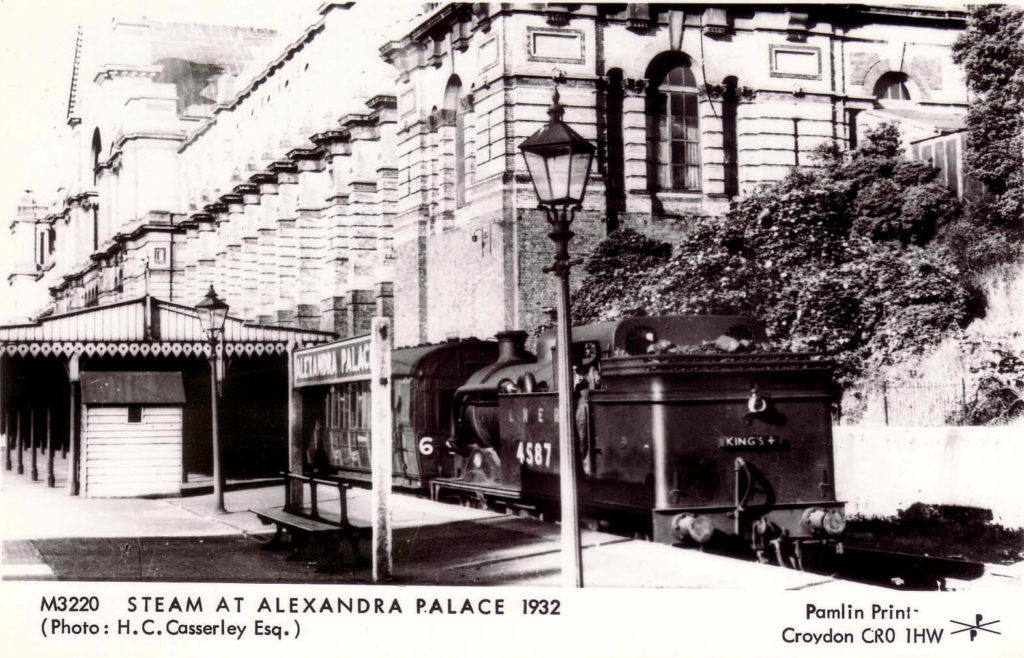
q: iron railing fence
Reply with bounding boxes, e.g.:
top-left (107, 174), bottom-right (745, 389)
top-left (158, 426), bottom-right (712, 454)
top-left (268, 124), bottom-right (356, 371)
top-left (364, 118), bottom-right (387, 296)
top-left (879, 379), bottom-right (968, 426)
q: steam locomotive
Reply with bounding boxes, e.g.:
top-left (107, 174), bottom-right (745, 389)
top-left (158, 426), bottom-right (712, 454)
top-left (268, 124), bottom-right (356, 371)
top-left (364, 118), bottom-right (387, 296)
top-left (309, 315), bottom-right (846, 559)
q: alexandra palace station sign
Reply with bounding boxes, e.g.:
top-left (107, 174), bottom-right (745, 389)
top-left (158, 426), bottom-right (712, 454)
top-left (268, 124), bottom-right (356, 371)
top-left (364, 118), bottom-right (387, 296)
top-left (293, 334), bottom-right (371, 388)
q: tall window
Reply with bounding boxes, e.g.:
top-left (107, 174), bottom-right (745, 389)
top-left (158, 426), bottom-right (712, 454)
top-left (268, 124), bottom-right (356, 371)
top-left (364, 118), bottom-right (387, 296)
top-left (874, 72), bottom-right (911, 100)
top-left (647, 60), bottom-right (701, 191)
top-left (91, 129), bottom-right (102, 186)
top-left (443, 76), bottom-right (466, 208)
top-left (722, 76), bottom-right (739, 198)
top-left (91, 129), bottom-right (102, 250)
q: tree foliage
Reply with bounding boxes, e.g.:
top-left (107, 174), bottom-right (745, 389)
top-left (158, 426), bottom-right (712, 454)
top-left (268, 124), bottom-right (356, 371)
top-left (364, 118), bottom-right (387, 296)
top-left (572, 126), bottom-right (978, 385)
top-left (949, 4), bottom-right (1024, 272)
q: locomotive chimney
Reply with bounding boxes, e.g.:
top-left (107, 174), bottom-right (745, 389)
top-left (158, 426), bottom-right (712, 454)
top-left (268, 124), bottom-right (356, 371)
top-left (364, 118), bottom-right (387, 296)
top-left (494, 330), bottom-right (530, 365)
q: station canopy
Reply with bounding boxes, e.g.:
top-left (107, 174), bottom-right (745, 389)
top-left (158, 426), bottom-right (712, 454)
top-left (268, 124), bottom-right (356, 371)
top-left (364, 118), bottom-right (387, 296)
top-left (0, 296), bottom-right (335, 359)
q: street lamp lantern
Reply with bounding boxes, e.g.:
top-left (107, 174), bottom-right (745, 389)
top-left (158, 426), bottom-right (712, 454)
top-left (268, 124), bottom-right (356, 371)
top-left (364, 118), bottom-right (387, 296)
top-left (519, 76), bottom-right (595, 588)
top-left (196, 285), bottom-right (229, 513)
top-left (196, 286), bottom-right (229, 338)
top-left (519, 87), bottom-right (595, 207)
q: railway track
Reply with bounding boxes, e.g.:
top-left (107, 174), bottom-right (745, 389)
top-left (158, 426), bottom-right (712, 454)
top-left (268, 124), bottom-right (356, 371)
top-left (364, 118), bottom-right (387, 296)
top-left (802, 543), bottom-right (986, 590)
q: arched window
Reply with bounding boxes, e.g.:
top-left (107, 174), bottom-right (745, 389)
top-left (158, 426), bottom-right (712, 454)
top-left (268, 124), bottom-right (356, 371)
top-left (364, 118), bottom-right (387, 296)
top-left (874, 72), bottom-right (911, 100)
top-left (443, 76), bottom-right (466, 208)
top-left (91, 129), bottom-right (102, 186)
top-left (647, 58), bottom-right (701, 191)
top-left (91, 129), bottom-right (102, 251)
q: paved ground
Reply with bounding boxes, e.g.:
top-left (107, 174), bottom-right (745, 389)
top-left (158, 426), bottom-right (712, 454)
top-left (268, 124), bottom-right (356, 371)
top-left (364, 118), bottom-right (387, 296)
top-left (3, 449), bottom-right (1016, 590)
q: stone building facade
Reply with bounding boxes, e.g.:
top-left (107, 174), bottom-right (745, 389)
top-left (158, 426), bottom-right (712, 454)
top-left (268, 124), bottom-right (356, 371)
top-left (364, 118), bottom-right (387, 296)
top-left (379, 3), bottom-right (969, 347)
top-left (7, 3), bottom-right (402, 340)
top-left (6, 3), bottom-right (969, 350)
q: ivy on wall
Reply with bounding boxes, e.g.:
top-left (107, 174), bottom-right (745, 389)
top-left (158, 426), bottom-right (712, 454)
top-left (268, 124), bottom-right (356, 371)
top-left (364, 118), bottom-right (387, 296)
top-left (948, 4), bottom-right (1024, 273)
top-left (572, 125), bottom-right (979, 387)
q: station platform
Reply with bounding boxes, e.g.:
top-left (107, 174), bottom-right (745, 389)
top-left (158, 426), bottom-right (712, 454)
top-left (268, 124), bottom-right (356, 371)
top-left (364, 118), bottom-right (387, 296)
top-left (0, 455), bottom-right (864, 588)
top-left (3, 457), bottom-right (1014, 589)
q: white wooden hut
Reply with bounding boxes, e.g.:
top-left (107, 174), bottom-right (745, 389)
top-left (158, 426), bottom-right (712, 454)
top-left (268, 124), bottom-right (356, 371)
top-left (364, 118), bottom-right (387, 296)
top-left (79, 371), bottom-right (186, 497)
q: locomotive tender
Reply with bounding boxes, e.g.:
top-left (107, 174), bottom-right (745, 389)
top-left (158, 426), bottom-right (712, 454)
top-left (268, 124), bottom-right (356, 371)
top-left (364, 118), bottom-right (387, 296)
top-left (310, 315), bottom-right (846, 558)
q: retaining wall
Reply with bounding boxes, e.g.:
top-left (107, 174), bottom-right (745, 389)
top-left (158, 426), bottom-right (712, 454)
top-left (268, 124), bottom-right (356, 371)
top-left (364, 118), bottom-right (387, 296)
top-left (834, 425), bottom-right (1024, 527)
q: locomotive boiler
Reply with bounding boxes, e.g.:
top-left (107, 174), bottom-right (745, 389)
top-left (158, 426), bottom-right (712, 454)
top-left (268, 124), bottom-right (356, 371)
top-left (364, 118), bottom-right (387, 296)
top-left (433, 316), bottom-right (846, 558)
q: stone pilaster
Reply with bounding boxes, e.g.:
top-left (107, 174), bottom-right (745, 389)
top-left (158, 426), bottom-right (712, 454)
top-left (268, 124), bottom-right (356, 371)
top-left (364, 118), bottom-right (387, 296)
top-left (236, 183), bottom-right (261, 322)
top-left (218, 193), bottom-right (243, 308)
top-left (347, 289), bottom-right (376, 337)
top-left (252, 171), bottom-right (279, 324)
top-left (320, 295), bottom-right (348, 337)
top-left (290, 147), bottom-right (327, 314)
top-left (271, 162), bottom-right (300, 326)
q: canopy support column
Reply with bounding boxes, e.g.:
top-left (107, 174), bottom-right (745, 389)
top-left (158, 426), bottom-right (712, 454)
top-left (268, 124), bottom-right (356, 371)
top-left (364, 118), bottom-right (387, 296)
top-left (46, 407), bottom-right (55, 487)
top-left (67, 353), bottom-right (81, 496)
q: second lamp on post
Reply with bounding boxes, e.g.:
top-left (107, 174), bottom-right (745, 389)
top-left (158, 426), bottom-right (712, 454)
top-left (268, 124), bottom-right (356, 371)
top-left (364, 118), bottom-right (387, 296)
top-left (519, 77), bottom-right (596, 588)
top-left (196, 286), bottom-right (229, 513)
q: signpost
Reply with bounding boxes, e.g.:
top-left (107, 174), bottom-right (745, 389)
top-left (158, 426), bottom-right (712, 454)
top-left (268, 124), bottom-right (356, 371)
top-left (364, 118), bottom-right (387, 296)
top-left (290, 326), bottom-right (393, 580)
top-left (370, 318), bottom-right (393, 582)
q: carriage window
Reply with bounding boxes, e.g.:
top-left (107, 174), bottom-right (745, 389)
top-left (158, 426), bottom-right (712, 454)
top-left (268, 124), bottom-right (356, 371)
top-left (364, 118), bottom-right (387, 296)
top-left (324, 381), bottom-right (371, 469)
top-left (647, 63), bottom-right (701, 191)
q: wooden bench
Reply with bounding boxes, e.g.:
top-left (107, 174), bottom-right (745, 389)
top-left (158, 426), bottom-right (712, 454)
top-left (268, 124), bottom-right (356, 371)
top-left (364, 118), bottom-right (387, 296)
top-left (250, 472), bottom-right (371, 562)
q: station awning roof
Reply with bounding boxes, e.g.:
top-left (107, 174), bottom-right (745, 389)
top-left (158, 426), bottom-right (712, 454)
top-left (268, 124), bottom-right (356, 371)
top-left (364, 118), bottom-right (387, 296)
top-left (81, 372), bottom-right (186, 404)
top-left (0, 295), bottom-right (336, 358)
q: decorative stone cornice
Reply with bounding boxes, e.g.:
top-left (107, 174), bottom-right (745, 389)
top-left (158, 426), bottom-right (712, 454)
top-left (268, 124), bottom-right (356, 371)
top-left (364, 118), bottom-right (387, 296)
top-left (626, 4), bottom-right (655, 33)
top-left (367, 95), bottom-right (398, 124)
top-left (249, 171), bottom-right (277, 186)
top-left (93, 64), bottom-right (161, 84)
top-left (310, 129), bottom-right (349, 145)
top-left (66, 190), bottom-right (99, 211)
top-left (268, 160), bottom-right (298, 175)
top-left (622, 77), bottom-right (648, 96)
top-left (341, 112), bottom-right (376, 130)
top-left (700, 84), bottom-right (757, 101)
top-left (287, 146), bottom-right (325, 162)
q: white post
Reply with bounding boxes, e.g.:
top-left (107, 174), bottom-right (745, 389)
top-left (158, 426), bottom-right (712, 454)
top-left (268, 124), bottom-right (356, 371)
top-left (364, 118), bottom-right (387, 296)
top-left (370, 317), bottom-right (393, 581)
top-left (286, 340), bottom-right (304, 511)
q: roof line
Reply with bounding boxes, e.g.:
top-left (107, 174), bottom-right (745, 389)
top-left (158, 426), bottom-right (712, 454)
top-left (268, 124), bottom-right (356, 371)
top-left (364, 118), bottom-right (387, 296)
top-left (66, 25), bottom-right (83, 125)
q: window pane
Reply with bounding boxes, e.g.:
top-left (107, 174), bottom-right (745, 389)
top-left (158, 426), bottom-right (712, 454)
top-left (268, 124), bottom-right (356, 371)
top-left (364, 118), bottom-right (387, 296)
top-left (671, 142), bottom-right (688, 165)
top-left (684, 93), bottom-right (698, 118)
top-left (672, 166), bottom-right (687, 189)
top-left (670, 92), bottom-right (685, 116)
top-left (686, 142), bottom-right (701, 167)
top-left (686, 165), bottom-right (701, 190)
top-left (666, 66), bottom-right (682, 86)
top-left (671, 118), bottom-right (687, 139)
top-left (681, 66), bottom-right (696, 87)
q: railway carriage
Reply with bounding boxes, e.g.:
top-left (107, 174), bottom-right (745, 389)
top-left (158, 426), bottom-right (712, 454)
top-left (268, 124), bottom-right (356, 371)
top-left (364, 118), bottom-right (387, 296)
top-left (304, 337), bottom-right (502, 490)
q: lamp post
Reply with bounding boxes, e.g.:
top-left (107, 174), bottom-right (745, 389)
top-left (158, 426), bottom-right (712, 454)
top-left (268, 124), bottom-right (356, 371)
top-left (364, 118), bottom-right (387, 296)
top-left (519, 77), bottom-right (595, 588)
top-left (196, 286), bottom-right (229, 513)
